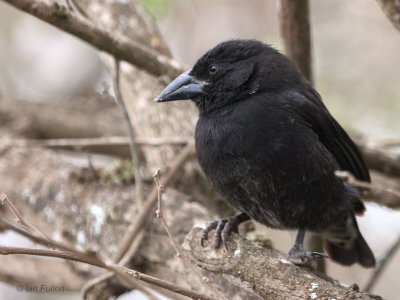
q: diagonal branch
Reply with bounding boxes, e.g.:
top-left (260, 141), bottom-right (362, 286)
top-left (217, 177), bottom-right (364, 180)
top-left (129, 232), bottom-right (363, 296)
top-left (111, 140), bottom-right (196, 262)
top-left (0, 245), bottom-right (216, 300)
top-left (1, 0), bottom-right (184, 78)
top-left (1, 192), bottom-right (45, 238)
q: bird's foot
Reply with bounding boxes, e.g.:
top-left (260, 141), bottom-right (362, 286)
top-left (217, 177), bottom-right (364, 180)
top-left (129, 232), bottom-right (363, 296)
top-left (288, 243), bottom-right (329, 266)
top-left (201, 216), bottom-right (240, 250)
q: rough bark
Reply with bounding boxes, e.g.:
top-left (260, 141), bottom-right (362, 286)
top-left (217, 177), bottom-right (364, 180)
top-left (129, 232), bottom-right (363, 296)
top-left (184, 228), bottom-right (382, 300)
top-left (0, 144), bottom-right (256, 299)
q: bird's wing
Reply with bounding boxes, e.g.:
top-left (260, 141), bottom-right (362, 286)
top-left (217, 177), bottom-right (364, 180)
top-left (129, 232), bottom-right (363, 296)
top-left (290, 87), bottom-right (370, 182)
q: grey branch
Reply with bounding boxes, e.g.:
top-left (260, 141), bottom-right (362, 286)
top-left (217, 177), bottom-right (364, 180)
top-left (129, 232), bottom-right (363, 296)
top-left (184, 228), bottom-right (382, 300)
top-left (1, 0), bottom-right (184, 78)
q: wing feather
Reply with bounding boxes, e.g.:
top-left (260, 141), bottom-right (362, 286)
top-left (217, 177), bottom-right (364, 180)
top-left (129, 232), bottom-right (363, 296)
top-left (291, 87), bottom-right (370, 182)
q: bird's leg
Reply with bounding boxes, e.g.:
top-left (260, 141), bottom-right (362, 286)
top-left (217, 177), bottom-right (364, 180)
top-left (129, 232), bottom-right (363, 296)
top-left (288, 229), bottom-right (329, 265)
top-left (201, 213), bottom-right (250, 250)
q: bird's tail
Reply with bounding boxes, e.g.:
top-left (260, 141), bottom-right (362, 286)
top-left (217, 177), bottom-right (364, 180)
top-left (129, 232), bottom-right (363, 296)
top-left (322, 215), bottom-right (375, 268)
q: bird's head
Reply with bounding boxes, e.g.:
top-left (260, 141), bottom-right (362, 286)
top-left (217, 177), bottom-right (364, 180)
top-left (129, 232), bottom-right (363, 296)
top-left (155, 39), bottom-right (303, 114)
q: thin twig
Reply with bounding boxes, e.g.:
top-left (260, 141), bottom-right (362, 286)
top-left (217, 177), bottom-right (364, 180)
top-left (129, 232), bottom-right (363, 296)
top-left (0, 245), bottom-right (215, 300)
top-left (335, 171), bottom-right (400, 199)
top-left (113, 58), bottom-right (143, 208)
top-left (65, 0), bottom-right (89, 19)
top-left (364, 234), bottom-right (400, 292)
top-left (153, 169), bottom-right (229, 300)
top-left (0, 215), bottom-right (81, 253)
top-left (83, 141), bottom-right (195, 296)
top-left (0, 192), bottom-right (45, 238)
top-left (82, 229), bottom-right (147, 297)
top-left (0, 193), bottom-right (214, 299)
top-left (111, 140), bottom-right (195, 262)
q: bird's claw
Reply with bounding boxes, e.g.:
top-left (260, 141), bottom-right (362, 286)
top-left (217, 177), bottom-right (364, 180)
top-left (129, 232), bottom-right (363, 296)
top-left (201, 217), bottom-right (239, 250)
top-left (288, 244), bottom-right (330, 265)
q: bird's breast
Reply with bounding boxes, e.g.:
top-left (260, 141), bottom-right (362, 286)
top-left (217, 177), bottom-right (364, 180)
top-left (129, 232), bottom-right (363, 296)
top-left (195, 116), bottom-right (241, 176)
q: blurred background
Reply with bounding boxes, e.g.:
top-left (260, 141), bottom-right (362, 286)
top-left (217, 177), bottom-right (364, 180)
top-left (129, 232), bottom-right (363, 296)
top-left (0, 0), bottom-right (399, 299)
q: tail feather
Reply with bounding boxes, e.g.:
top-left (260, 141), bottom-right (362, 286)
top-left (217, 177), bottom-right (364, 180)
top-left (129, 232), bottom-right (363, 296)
top-left (323, 215), bottom-right (375, 268)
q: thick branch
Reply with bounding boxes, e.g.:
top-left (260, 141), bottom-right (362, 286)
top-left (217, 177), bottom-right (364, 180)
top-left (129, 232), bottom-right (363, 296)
top-left (1, 0), bottom-right (184, 78)
top-left (184, 228), bottom-right (382, 300)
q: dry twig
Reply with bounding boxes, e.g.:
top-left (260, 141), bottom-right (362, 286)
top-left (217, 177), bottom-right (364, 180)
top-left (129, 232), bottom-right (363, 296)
top-left (0, 192), bottom-right (45, 238)
top-left (113, 58), bottom-right (143, 208)
top-left (0, 193), bottom-right (215, 299)
top-left (82, 140), bottom-right (195, 297)
top-left (0, 245), bottom-right (215, 300)
top-left (112, 140), bottom-right (195, 262)
top-left (153, 169), bottom-right (229, 300)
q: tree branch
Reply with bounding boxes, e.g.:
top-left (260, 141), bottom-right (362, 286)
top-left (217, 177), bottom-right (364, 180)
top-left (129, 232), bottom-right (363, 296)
top-left (22, 136), bottom-right (188, 148)
top-left (1, 0), bottom-right (184, 78)
top-left (183, 228), bottom-right (382, 300)
top-left (153, 169), bottom-right (229, 300)
top-left (111, 140), bottom-right (196, 262)
top-left (356, 138), bottom-right (400, 178)
top-left (278, 0), bottom-right (313, 82)
top-left (113, 58), bottom-right (143, 208)
top-left (0, 245), bottom-right (216, 300)
top-left (1, 192), bottom-right (45, 238)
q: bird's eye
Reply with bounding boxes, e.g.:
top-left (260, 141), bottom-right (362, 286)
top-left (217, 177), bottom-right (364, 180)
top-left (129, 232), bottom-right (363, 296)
top-left (209, 64), bottom-right (218, 74)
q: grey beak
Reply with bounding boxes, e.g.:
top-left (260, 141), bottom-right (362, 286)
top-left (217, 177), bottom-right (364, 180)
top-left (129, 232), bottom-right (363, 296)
top-left (155, 69), bottom-right (206, 102)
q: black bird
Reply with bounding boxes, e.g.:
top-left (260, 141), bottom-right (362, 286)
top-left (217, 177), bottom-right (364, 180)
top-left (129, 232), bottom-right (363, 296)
top-left (156, 39), bottom-right (375, 267)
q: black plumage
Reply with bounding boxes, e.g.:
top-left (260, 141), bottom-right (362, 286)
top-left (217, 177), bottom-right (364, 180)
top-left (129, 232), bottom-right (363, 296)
top-left (156, 39), bottom-right (375, 267)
